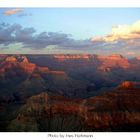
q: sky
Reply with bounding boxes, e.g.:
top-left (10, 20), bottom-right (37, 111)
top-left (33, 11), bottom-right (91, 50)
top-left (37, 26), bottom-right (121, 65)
top-left (0, 8), bottom-right (140, 56)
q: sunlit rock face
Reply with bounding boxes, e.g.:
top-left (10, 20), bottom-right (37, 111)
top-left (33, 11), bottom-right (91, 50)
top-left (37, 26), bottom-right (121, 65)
top-left (136, 56), bottom-right (140, 60)
top-left (96, 54), bottom-right (124, 60)
top-left (107, 54), bottom-right (124, 59)
top-left (53, 54), bottom-right (91, 61)
top-left (118, 81), bottom-right (140, 89)
top-left (118, 81), bottom-right (136, 89)
top-left (0, 55), bottom-right (66, 75)
top-left (20, 56), bottom-right (29, 63)
top-left (5, 56), bottom-right (17, 62)
top-left (19, 62), bottom-right (36, 73)
top-left (97, 54), bottom-right (130, 71)
top-left (5, 55), bottom-right (29, 63)
top-left (2, 55), bottom-right (36, 74)
top-left (53, 54), bottom-right (130, 71)
top-left (18, 56), bottom-right (36, 73)
top-left (37, 66), bottom-right (49, 73)
top-left (0, 54), bottom-right (86, 104)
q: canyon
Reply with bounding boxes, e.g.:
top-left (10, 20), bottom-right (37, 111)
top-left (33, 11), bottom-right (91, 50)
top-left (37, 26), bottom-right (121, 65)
top-left (0, 54), bottom-right (140, 131)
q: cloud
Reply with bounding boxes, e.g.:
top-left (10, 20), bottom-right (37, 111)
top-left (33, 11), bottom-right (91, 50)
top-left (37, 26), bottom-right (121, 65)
top-left (0, 46), bottom-right (9, 50)
top-left (92, 20), bottom-right (140, 42)
top-left (3, 8), bottom-right (23, 16)
top-left (90, 20), bottom-right (140, 56)
top-left (0, 23), bottom-right (94, 50)
top-left (127, 51), bottom-right (135, 56)
top-left (1, 22), bottom-right (140, 56)
top-left (17, 13), bottom-right (32, 17)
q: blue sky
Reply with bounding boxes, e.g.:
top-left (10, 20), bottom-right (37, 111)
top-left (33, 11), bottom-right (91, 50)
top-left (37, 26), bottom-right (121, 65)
top-left (1, 8), bottom-right (140, 39)
top-left (0, 8), bottom-right (140, 55)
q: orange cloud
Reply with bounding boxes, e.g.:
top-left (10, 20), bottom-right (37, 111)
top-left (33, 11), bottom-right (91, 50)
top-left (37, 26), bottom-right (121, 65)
top-left (92, 20), bottom-right (140, 42)
top-left (3, 8), bottom-right (23, 16)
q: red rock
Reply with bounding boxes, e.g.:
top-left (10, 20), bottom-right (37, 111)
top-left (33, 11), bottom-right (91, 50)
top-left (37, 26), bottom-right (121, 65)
top-left (37, 66), bottom-right (49, 73)
top-left (11, 86), bottom-right (140, 131)
top-left (19, 63), bottom-right (36, 73)
top-left (21, 56), bottom-right (29, 63)
top-left (5, 56), bottom-right (17, 62)
top-left (118, 81), bottom-right (135, 89)
top-left (54, 54), bottom-right (91, 61)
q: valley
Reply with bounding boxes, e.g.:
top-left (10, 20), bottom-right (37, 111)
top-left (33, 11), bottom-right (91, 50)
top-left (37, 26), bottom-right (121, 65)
top-left (0, 54), bottom-right (140, 131)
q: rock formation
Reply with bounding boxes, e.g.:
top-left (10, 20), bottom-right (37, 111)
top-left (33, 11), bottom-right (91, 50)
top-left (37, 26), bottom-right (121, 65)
top-left (8, 86), bottom-right (140, 131)
top-left (118, 81), bottom-right (135, 89)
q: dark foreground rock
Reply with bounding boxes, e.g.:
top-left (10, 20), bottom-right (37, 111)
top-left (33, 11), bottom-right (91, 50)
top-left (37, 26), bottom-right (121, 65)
top-left (8, 87), bottom-right (140, 132)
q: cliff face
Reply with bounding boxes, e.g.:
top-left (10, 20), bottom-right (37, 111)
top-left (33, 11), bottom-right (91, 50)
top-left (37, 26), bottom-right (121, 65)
top-left (0, 55), bottom-right (36, 74)
top-left (97, 54), bottom-right (130, 71)
top-left (8, 86), bottom-right (140, 132)
top-left (0, 55), bottom-right (68, 78)
top-left (54, 54), bottom-right (91, 61)
top-left (118, 81), bottom-right (136, 89)
top-left (53, 54), bottom-right (130, 68)
top-left (0, 55), bottom-right (67, 75)
top-left (0, 55), bottom-right (87, 103)
top-left (5, 56), bottom-right (17, 62)
top-left (1, 54), bottom-right (140, 101)
top-left (0, 54), bottom-right (140, 132)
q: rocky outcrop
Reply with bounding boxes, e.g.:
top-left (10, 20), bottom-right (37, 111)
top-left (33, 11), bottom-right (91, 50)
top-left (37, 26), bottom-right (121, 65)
top-left (107, 54), bottom-right (124, 60)
top-left (0, 55), bottom-right (36, 74)
top-left (0, 54), bottom-right (140, 132)
top-left (98, 54), bottom-right (130, 71)
top-left (118, 81), bottom-right (136, 89)
top-left (0, 55), bottom-right (87, 101)
top-left (8, 87), bottom-right (140, 132)
top-left (19, 62), bottom-right (36, 73)
top-left (136, 56), bottom-right (140, 60)
top-left (21, 56), bottom-right (29, 63)
top-left (52, 54), bottom-right (131, 72)
top-left (54, 54), bottom-right (91, 61)
top-left (5, 56), bottom-right (17, 62)
top-left (0, 55), bottom-right (67, 75)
